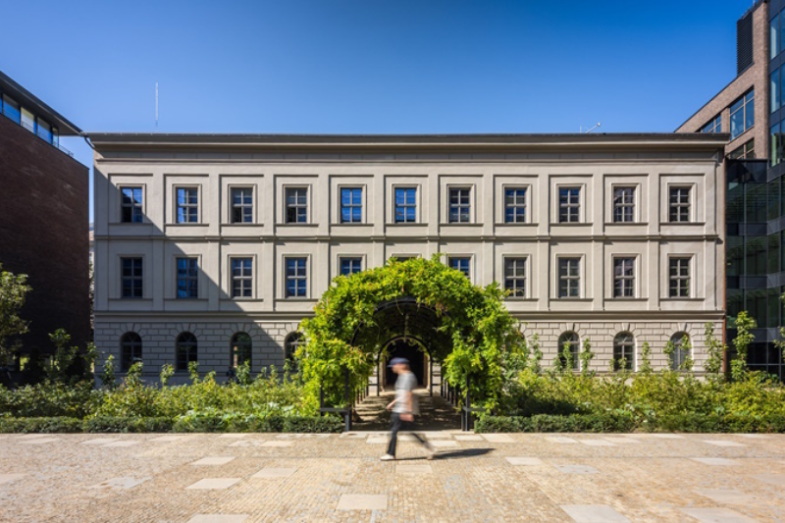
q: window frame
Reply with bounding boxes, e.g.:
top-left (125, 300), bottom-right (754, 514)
top-left (230, 186), bottom-right (254, 224)
top-left (613, 332), bottom-right (635, 371)
top-left (340, 187), bottom-right (364, 224)
top-left (175, 332), bottom-right (198, 372)
top-left (230, 332), bottom-right (252, 369)
top-left (230, 257), bottom-right (253, 299)
top-left (613, 257), bottom-right (636, 298)
top-left (670, 333), bottom-right (690, 370)
top-left (285, 187), bottom-right (309, 224)
top-left (175, 186), bottom-right (200, 224)
top-left (120, 257), bottom-right (143, 299)
top-left (557, 331), bottom-right (580, 371)
top-left (668, 256), bottom-right (692, 299)
top-left (700, 114), bottom-right (722, 134)
top-left (120, 186), bottom-right (144, 224)
top-left (730, 90), bottom-right (755, 140)
top-left (503, 186), bottom-right (528, 224)
top-left (668, 186), bottom-right (692, 223)
top-left (558, 186), bottom-right (581, 223)
top-left (447, 186), bottom-right (472, 224)
top-left (447, 256), bottom-right (471, 279)
top-left (612, 186), bottom-right (636, 223)
top-left (339, 256), bottom-right (363, 276)
top-left (503, 257), bottom-right (527, 298)
top-left (284, 256), bottom-right (308, 298)
top-left (176, 257), bottom-right (199, 299)
top-left (120, 332), bottom-right (143, 372)
top-left (394, 186), bottom-right (418, 224)
top-left (284, 332), bottom-right (304, 369)
top-left (557, 257), bottom-right (581, 298)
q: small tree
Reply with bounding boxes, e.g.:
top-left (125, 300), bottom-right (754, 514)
top-left (679, 335), bottom-right (694, 372)
top-left (703, 322), bottom-right (725, 378)
top-left (663, 339), bottom-right (676, 371)
top-left (188, 361), bottom-right (200, 383)
top-left (160, 363), bottom-right (174, 387)
top-left (0, 265), bottom-right (31, 367)
top-left (579, 337), bottom-right (594, 376)
top-left (639, 341), bottom-right (653, 374)
top-left (530, 333), bottom-right (543, 374)
top-left (731, 311), bottom-right (756, 381)
top-left (44, 329), bottom-right (81, 384)
top-left (100, 355), bottom-right (117, 390)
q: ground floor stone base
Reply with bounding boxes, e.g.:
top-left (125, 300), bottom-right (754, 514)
top-left (93, 318), bottom-right (722, 381)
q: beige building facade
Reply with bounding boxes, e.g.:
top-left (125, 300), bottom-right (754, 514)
top-left (91, 133), bottom-right (727, 382)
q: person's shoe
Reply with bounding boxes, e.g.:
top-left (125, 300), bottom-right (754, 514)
top-left (380, 454), bottom-right (395, 461)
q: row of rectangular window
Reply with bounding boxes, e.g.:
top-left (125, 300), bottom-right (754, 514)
top-left (0, 92), bottom-right (60, 146)
top-left (699, 89), bottom-right (754, 141)
top-left (119, 256), bottom-right (693, 300)
top-left (122, 186), bottom-right (694, 225)
top-left (772, 9), bottom-right (785, 60)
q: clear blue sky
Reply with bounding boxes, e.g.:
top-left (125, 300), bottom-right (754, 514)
top-left (0, 0), bottom-right (755, 221)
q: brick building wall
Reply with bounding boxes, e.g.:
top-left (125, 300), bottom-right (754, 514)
top-left (676, 1), bottom-right (769, 159)
top-left (0, 116), bottom-right (90, 356)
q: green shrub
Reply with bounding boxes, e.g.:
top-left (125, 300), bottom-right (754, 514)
top-left (0, 417), bottom-right (84, 433)
top-left (84, 417), bottom-right (174, 433)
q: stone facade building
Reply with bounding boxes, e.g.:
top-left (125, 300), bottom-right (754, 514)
top-left (91, 133), bottom-right (726, 383)
top-left (0, 71), bottom-right (90, 362)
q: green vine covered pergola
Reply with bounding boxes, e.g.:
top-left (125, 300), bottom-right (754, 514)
top-left (297, 255), bottom-right (524, 414)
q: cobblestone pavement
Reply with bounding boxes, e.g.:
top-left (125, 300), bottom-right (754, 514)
top-left (1, 431), bottom-right (785, 522)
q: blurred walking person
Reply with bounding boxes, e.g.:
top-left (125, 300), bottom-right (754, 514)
top-left (380, 357), bottom-right (435, 461)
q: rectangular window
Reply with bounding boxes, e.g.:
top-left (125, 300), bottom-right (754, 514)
top-left (121, 257), bottom-right (143, 298)
top-left (395, 188), bottom-right (417, 223)
top-left (558, 258), bottom-right (580, 298)
top-left (612, 187), bottom-right (635, 223)
top-left (504, 258), bottom-right (526, 297)
top-left (285, 188), bottom-right (308, 223)
top-left (729, 140), bottom-right (756, 160)
top-left (504, 188), bottom-right (526, 223)
top-left (176, 188), bottom-right (199, 223)
top-left (773, 12), bottom-right (781, 60)
top-left (700, 114), bottom-right (722, 134)
top-left (730, 90), bottom-right (754, 140)
top-left (231, 258), bottom-right (253, 298)
top-left (21, 108), bottom-right (35, 133)
top-left (230, 188), bottom-right (253, 224)
top-left (773, 67), bottom-right (781, 114)
top-left (121, 187), bottom-right (143, 223)
top-left (669, 257), bottom-right (691, 298)
top-left (669, 187), bottom-right (691, 223)
top-left (613, 258), bottom-right (635, 298)
top-left (773, 122), bottom-right (782, 167)
top-left (448, 188), bottom-right (471, 223)
top-left (340, 257), bottom-right (362, 276)
top-left (285, 258), bottom-right (307, 297)
top-left (176, 258), bottom-right (199, 299)
top-left (448, 257), bottom-right (470, 278)
top-left (340, 188), bottom-right (362, 223)
top-left (558, 187), bottom-right (580, 223)
top-left (2, 95), bottom-right (20, 123)
top-left (36, 119), bottom-right (51, 143)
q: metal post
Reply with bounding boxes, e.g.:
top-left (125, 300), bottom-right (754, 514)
top-left (376, 360), bottom-right (381, 396)
top-left (465, 373), bottom-right (471, 432)
top-left (344, 366), bottom-right (352, 431)
top-left (429, 358), bottom-right (433, 397)
top-left (319, 380), bottom-right (325, 413)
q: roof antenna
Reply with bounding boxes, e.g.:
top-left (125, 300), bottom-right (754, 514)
top-left (581, 122), bottom-right (601, 133)
top-left (155, 81), bottom-right (159, 131)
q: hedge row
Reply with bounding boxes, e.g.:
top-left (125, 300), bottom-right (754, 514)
top-left (0, 415), bottom-right (344, 434)
top-left (474, 413), bottom-right (785, 433)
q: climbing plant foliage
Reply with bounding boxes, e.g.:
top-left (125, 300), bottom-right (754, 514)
top-left (298, 256), bottom-right (524, 414)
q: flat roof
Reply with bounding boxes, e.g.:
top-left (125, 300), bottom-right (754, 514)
top-left (0, 70), bottom-right (82, 136)
top-left (88, 132), bottom-right (730, 149)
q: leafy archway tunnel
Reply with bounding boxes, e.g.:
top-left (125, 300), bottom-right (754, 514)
top-left (296, 256), bottom-right (524, 419)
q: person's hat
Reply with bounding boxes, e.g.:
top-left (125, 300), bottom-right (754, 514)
top-left (387, 357), bottom-right (409, 368)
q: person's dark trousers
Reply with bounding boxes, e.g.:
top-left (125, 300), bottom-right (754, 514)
top-left (387, 412), bottom-right (428, 457)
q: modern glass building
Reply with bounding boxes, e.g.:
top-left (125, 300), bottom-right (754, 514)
top-left (680, 0), bottom-right (785, 379)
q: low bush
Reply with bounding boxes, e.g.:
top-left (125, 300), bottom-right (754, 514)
top-left (0, 415), bottom-right (343, 434)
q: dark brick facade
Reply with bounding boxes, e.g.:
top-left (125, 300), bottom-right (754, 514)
top-left (0, 116), bottom-right (89, 356)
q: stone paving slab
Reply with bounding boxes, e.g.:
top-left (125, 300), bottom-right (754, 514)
top-left (680, 507), bottom-right (758, 522)
top-left (561, 504), bottom-right (631, 522)
top-left (1, 433), bottom-right (784, 521)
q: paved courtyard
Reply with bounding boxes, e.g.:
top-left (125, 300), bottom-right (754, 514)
top-left (1, 431), bottom-right (785, 522)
